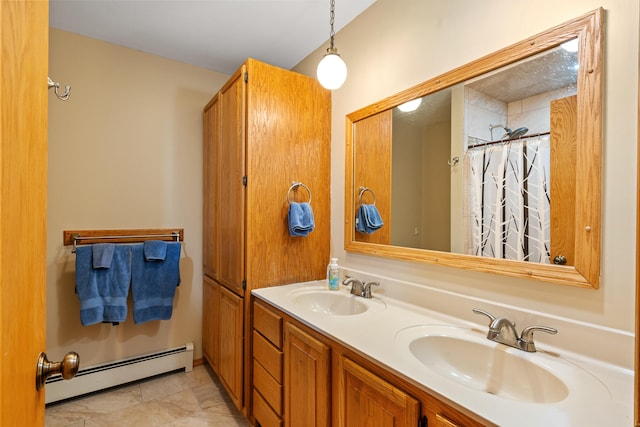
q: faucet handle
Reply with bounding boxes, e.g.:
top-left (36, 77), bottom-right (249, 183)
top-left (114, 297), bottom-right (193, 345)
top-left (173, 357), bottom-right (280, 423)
top-left (362, 282), bottom-right (380, 298)
top-left (519, 325), bottom-right (558, 352)
top-left (520, 325), bottom-right (557, 341)
top-left (472, 308), bottom-right (496, 326)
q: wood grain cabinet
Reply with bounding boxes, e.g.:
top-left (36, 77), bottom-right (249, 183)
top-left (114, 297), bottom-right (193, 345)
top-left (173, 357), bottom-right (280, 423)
top-left (251, 299), bottom-right (488, 427)
top-left (202, 276), bottom-right (243, 408)
top-left (202, 58), bottom-right (331, 415)
top-left (202, 277), bottom-right (218, 369)
top-left (252, 301), bottom-right (284, 427)
top-left (284, 322), bottom-right (331, 427)
top-left (335, 355), bottom-right (420, 427)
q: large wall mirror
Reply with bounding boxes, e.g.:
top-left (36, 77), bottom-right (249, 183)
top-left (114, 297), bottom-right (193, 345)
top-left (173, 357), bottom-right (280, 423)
top-left (345, 9), bottom-right (603, 288)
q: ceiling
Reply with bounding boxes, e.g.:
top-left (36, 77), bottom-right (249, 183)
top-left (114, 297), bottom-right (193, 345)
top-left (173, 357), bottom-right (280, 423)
top-left (49, 0), bottom-right (377, 75)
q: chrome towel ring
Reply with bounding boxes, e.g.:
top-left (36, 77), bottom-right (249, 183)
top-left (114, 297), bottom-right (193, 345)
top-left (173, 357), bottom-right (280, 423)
top-left (358, 186), bottom-right (377, 205)
top-left (287, 182), bottom-right (312, 204)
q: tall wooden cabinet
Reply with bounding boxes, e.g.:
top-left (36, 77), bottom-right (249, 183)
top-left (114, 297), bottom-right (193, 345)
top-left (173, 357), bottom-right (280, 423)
top-left (202, 58), bottom-right (331, 415)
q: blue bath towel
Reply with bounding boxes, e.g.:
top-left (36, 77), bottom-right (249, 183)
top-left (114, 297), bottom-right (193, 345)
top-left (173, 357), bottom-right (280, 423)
top-left (75, 245), bottom-right (132, 326)
top-left (144, 240), bottom-right (167, 261)
top-left (92, 243), bottom-right (116, 268)
top-left (356, 204), bottom-right (384, 234)
top-left (131, 242), bottom-right (181, 324)
top-left (288, 201), bottom-right (315, 237)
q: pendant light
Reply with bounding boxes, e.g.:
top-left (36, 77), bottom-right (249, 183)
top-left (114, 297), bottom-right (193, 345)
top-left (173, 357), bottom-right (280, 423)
top-left (317, 0), bottom-right (347, 90)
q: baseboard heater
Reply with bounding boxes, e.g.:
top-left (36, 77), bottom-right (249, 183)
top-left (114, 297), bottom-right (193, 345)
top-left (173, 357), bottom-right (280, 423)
top-left (45, 342), bottom-right (194, 404)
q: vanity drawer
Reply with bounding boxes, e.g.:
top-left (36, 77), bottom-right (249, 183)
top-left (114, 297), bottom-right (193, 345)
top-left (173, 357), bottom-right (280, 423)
top-left (253, 331), bottom-right (283, 382)
top-left (254, 300), bottom-right (283, 348)
top-left (253, 359), bottom-right (282, 414)
top-left (253, 388), bottom-right (283, 427)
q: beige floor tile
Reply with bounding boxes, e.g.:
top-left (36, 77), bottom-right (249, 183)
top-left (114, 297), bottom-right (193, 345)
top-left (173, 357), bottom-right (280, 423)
top-left (163, 410), bottom-right (250, 427)
top-left (140, 372), bottom-right (189, 402)
top-left (191, 383), bottom-right (237, 416)
top-left (45, 366), bottom-right (248, 427)
top-left (181, 365), bottom-right (219, 389)
top-left (46, 383), bottom-right (143, 426)
top-left (83, 399), bottom-right (188, 427)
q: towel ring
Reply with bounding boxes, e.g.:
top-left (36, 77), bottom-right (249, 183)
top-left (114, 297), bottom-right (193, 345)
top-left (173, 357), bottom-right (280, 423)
top-left (287, 182), bottom-right (312, 204)
top-left (358, 186), bottom-right (377, 205)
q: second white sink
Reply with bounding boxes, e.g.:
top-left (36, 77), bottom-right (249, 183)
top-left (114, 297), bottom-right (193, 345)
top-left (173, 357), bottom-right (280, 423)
top-left (395, 325), bottom-right (609, 404)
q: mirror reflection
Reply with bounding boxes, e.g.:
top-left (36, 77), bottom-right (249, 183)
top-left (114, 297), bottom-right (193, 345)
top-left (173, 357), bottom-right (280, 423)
top-left (377, 41), bottom-right (578, 266)
top-left (346, 9), bottom-right (602, 288)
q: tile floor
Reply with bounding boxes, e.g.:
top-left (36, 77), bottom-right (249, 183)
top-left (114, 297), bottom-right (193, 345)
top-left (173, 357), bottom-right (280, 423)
top-left (45, 364), bottom-right (250, 427)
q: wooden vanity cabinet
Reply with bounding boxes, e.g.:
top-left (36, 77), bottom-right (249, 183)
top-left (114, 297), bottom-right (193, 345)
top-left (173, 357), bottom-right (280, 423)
top-left (335, 355), bottom-right (420, 427)
top-left (284, 322), bottom-right (331, 427)
top-left (202, 58), bottom-right (331, 415)
top-left (252, 301), bottom-right (284, 427)
top-left (251, 298), bottom-right (489, 427)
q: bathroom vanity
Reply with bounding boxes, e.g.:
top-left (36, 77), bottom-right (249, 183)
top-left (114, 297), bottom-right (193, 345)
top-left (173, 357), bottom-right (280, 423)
top-left (251, 295), bottom-right (485, 427)
top-left (251, 280), bottom-right (632, 427)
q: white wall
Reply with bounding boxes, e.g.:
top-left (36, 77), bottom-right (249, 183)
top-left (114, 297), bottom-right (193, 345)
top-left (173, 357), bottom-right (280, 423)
top-left (47, 30), bottom-right (229, 366)
top-left (294, 0), bottom-right (639, 334)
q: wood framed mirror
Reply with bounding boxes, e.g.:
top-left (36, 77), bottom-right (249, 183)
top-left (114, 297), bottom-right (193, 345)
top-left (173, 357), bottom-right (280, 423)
top-left (344, 9), bottom-right (603, 289)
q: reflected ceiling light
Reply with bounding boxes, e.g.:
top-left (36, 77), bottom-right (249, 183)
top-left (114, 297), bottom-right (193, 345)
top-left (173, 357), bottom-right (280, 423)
top-left (397, 98), bottom-right (422, 112)
top-left (317, 0), bottom-right (347, 90)
top-left (561, 39), bottom-right (579, 52)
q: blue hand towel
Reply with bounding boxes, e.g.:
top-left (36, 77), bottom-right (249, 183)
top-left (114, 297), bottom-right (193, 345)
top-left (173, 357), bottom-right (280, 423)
top-left (75, 245), bottom-right (131, 326)
top-left (356, 204), bottom-right (384, 234)
top-left (92, 243), bottom-right (116, 268)
top-left (144, 240), bottom-right (167, 261)
top-left (363, 204), bottom-right (383, 228)
top-left (288, 201), bottom-right (315, 237)
top-left (131, 242), bottom-right (181, 324)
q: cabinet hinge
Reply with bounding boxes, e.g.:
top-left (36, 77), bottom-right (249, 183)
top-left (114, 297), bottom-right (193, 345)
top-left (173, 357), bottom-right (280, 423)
top-left (244, 72), bottom-right (248, 83)
top-left (242, 176), bottom-right (247, 186)
top-left (418, 415), bottom-right (428, 427)
top-left (242, 279), bottom-right (247, 290)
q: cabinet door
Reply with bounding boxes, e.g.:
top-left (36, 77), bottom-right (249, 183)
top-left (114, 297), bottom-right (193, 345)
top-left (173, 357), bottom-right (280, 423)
top-left (550, 94), bottom-right (577, 265)
top-left (218, 67), bottom-right (246, 296)
top-left (336, 356), bottom-right (420, 427)
top-left (244, 58), bottom-right (331, 288)
top-left (203, 96), bottom-right (219, 279)
top-left (284, 322), bottom-right (331, 427)
top-left (202, 277), bottom-right (219, 369)
top-left (352, 110), bottom-right (392, 245)
top-left (218, 285), bottom-right (244, 409)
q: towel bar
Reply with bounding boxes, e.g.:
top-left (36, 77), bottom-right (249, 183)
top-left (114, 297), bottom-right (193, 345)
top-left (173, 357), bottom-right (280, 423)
top-left (64, 229), bottom-right (184, 253)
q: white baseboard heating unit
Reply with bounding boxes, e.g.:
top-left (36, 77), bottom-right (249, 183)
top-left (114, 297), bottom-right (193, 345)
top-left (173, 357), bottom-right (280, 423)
top-left (45, 342), bottom-right (194, 404)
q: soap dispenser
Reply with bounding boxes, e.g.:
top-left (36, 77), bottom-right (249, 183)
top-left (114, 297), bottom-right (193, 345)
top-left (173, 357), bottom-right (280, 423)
top-left (327, 258), bottom-right (340, 291)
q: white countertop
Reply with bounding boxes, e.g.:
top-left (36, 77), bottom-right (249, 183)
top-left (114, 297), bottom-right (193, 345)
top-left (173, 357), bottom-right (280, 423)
top-left (252, 280), bottom-right (634, 427)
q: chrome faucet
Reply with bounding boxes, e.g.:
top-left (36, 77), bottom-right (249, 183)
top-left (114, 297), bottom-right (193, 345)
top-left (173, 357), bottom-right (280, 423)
top-left (342, 277), bottom-right (379, 299)
top-left (343, 277), bottom-right (364, 296)
top-left (362, 282), bottom-right (380, 299)
top-left (473, 308), bottom-right (557, 353)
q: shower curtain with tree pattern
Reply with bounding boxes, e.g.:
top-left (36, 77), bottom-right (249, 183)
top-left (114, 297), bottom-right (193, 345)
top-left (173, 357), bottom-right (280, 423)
top-left (465, 134), bottom-right (551, 263)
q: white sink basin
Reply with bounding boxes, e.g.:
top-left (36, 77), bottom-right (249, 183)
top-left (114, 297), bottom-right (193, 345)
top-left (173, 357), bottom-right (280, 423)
top-left (291, 289), bottom-right (385, 316)
top-left (395, 325), bottom-right (609, 404)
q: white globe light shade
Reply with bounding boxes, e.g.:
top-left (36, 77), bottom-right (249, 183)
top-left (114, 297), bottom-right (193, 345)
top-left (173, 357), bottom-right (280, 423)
top-left (317, 52), bottom-right (347, 90)
top-left (397, 98), bottom-right (422, 112)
